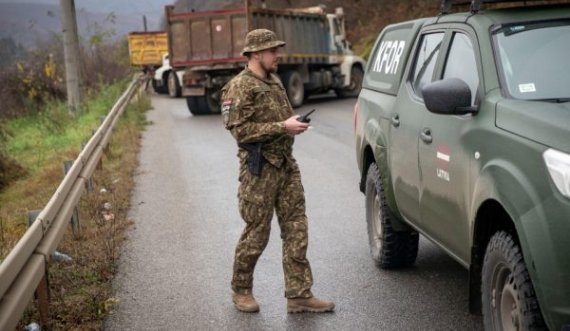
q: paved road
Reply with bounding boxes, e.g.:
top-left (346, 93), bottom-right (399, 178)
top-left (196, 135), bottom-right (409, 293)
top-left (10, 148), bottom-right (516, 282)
top-left (104, 93), bottom-right (483, 330)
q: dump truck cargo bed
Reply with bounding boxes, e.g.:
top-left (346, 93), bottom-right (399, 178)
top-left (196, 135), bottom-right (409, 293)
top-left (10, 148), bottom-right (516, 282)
top-left (127, 31), bottom-right (168, 67)
top-left (165, 5), bottom-right (339, 69)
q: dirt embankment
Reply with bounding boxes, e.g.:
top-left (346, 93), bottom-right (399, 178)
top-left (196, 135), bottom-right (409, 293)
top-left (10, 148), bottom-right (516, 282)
top-left (290, 0), bottom-right (439, 56)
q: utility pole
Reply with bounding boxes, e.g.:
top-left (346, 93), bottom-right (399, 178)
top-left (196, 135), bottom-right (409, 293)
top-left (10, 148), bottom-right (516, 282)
top-left (60, 0), bottom-right (81, 114)
top-left (143, 15), bottom-right (148, 32)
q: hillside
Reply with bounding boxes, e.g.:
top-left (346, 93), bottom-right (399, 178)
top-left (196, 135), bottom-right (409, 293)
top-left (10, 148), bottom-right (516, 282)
top-left (289, 0), bottom-right (440, 56)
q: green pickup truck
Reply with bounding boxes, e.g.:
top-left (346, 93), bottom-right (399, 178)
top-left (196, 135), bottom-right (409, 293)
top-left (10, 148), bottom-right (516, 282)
top-left (354, 1), bottom-right (570, 330)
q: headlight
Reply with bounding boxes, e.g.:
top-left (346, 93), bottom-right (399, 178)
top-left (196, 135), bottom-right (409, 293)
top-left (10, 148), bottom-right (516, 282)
top-left (543, 148), bottom-right (570, 199)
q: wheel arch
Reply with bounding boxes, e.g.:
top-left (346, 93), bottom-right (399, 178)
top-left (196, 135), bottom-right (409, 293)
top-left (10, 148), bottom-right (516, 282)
top-left (469, 199), bottom-right (519, 314)
top-left (340, 55), bottom-right (366, 86)
top-left (360, 131), bottom-right (409, 232)
top-left (468, 158), bottom-right (545, 314)
top-left (360, 144), bottom-right (375, 194)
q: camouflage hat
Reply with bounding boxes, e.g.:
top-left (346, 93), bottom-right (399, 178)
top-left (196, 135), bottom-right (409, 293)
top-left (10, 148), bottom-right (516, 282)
top-left (241, 29), bottom-right (286, 56)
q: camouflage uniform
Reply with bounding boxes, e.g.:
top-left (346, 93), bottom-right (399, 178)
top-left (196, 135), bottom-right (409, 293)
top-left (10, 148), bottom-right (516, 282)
top-left (221, 29), bottom-right (313, 299)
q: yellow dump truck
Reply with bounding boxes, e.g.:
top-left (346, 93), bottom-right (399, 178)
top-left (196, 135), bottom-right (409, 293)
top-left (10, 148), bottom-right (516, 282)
top-left (127, 31), bottom-right (168, 71)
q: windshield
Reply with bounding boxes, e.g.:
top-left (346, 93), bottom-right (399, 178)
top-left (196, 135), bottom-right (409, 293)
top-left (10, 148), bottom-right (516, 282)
top-left (493, 19), bottom-right (570, 101)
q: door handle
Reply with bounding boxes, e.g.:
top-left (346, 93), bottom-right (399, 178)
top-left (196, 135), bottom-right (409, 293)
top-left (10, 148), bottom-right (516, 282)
top-left (420, 128), bottom-right (433, 144)
top-left (391, 115), bottom-right (400, 128)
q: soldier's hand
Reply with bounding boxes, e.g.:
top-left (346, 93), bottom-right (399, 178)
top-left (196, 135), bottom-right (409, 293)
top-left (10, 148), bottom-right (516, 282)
top-left (284, 115), bottom-right (310, 135)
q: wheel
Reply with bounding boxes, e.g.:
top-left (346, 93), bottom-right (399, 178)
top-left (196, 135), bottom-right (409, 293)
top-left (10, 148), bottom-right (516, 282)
top-left (167, 71), bottom-right (181, 98)
top-left (336, 66), bottom-right (364, 98)
top-left (365, 163), bottom-right (418, 268)
top-left (151, 79), bottom-right (168, 94)
top-left (185, 89), bottom-right (220, 115)
top-left (186, 96), bottom-right (208, 115)
top-left (205, 88), bottom-right (220, 114)
top-left (281, 70), bottom-right (304, 108)
top-left (482, 231), bottom-right (547, 331)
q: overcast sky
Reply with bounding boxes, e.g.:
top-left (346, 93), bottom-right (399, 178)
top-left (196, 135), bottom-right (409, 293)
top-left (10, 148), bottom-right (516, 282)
top-left (0, 0), bottom-right (173, 28)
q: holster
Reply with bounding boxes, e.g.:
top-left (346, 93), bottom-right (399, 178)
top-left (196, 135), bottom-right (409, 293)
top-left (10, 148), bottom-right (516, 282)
top-left (238, 142), bottom-right (267, 176)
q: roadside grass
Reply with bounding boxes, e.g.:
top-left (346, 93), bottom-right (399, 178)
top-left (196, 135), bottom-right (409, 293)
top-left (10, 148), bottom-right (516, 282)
top-left (0, 79), bottom-right (151, 329)
top-left (1, 81), bottom-right (126, 254)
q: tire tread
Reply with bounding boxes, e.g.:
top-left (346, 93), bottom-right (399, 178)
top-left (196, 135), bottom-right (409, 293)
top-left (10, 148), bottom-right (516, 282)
top-left (366, 163), bottom-right (418, 269)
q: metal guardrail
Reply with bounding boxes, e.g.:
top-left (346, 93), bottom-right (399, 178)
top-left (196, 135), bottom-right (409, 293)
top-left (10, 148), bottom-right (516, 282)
top-left (0, 74), bottom-right (146, 330)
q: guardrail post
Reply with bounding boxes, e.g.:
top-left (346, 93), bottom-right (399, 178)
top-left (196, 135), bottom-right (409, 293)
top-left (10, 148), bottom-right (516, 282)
top-left (63, 161), bottom-right (82, 238)
top-left (70, 207), bottom-right (81, 240)
top-left (27, 210), bottom-right (50, 329)
top-left (80, 141), bottom-right (94, 193)
top-left (36, 273), bottom-right (50, 330)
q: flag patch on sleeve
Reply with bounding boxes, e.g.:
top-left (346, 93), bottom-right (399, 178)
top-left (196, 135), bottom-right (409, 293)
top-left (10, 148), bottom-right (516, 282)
top-left (222, 99), bottom-right (232, 113)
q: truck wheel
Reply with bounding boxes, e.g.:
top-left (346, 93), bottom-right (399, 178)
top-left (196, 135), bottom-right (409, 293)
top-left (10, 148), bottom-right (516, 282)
top-left (186, 90), bottom-right (220, 115)
top-left (152, 79), bottom-right (168, 94)
top-left (186, 96), bottom-right (208, 115)
top-left (482, 231), bottom-right (547, 331)
top-left (336, 66), bottom-right (364, 98)
top-left (168, 71), bottom-right (181, 98)
top-left (282, 70), bottom-right (304, 108)
top-left (205, 89), bottom-right (220, 114)
top-left (365, 163), bottom-right (418, 268)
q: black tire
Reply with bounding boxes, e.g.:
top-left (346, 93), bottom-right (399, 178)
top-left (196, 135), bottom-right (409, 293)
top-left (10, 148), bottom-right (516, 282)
top-left (365, 163), bottom-right (418, 268)
top-left (186, 96), bottom-right (208, 115)
top-left (151, 79), bottom-right (168, 94)
top-left (205, 88), bottom-right (220, 114)
top-left (167, 71), bottom-right (181, 98)
top-left (281, 70), bottom-right (304, 108)
top-left (482, 231), bottom-right (547, 331)
top-left (186, 89), bottom-right (220, 116)
top-left (336, 66), bottom-right (364, 98)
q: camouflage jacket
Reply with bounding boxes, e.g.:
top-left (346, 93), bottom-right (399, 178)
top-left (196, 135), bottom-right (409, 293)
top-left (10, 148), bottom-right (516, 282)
top-left (221, 67), bottom-right (295, 168)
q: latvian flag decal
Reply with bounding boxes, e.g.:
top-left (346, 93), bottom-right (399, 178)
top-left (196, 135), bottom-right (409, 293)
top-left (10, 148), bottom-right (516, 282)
top-left (436, 145), bottom-right (451, 182)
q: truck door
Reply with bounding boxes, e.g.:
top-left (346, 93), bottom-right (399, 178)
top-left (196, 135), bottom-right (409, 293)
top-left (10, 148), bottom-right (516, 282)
top-left (390, 31), bottom-right (445, 223)
top-left (418, 30), bottom-right (481, 262)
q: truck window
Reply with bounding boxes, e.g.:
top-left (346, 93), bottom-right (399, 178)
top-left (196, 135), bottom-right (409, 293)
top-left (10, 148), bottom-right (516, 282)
top-left (443, 33), bottom-right (479, 105)
top-left (411, 32), bottom-right (444, 99)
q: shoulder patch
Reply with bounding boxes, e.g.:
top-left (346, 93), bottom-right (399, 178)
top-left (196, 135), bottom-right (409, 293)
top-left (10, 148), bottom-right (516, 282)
top-left (222, 99), bottom-right (233, 113)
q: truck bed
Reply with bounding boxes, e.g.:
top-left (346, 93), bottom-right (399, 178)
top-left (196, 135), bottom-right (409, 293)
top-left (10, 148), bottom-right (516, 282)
top-left (128, 31), bottom-right (168, 67)
top-left (165, 4), bottom-right (337, 69)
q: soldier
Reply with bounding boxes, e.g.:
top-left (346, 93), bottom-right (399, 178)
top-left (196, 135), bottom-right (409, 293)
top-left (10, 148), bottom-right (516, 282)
top-left (221, 29), bottom-right (335, 314)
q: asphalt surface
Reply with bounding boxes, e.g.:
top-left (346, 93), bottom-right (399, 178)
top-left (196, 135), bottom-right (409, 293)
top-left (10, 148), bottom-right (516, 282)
top-left (104, 93), bottom-right (484, 330)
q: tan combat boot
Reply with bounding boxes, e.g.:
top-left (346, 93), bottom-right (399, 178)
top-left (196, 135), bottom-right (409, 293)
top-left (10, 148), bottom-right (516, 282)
top-left (287, 297), bottom-right (335, 313)
top-left (232, 293), bottom-right (260, 313)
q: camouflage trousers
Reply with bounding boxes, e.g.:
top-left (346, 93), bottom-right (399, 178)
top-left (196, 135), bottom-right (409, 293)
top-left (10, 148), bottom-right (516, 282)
top-left (232, 159), bottom-right (313, 299)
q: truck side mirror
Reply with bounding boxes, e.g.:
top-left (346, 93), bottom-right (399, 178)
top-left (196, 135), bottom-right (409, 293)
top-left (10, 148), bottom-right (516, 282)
top-left (422, 78), bottom-right (478, 115)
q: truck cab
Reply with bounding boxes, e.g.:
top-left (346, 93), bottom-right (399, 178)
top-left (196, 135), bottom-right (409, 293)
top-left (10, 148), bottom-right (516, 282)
top-left (354, 1), bottom-right (570, 330)
top-left (152, 54), bottom-right (185, 98)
